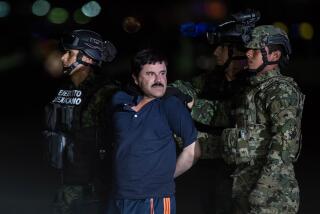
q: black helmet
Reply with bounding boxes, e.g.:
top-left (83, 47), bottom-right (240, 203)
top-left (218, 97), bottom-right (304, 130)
top-left (61, 29), bottom-right (117, 64)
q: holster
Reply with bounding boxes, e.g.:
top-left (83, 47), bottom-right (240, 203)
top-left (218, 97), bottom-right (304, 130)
top-left (43, 131), bottom-right (71, 169)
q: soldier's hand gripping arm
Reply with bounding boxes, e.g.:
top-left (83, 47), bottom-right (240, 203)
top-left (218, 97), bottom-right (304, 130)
top-left (164, 86), bottom-right (194, 108)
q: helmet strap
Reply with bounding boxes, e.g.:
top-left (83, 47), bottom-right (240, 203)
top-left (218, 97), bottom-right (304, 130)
top-left (248, 48), bottom-right (279, 76)
top-left (63, 51), bottom-right (96, 75)
top-left (219, 46), bottom-right (247, 73)
top-left (218, 46), bottom-right (235, 72)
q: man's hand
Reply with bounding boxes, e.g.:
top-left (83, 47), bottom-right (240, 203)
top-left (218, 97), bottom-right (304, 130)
top-left (174, 141), bottom-right (201, 178)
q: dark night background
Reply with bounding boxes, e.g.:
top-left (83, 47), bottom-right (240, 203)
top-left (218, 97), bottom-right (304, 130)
top-left (0, 0), bottom-right (318, 213)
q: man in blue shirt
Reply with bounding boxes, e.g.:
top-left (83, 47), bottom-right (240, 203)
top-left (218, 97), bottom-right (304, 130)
top-left (106, 49), bottom-right (201, 214)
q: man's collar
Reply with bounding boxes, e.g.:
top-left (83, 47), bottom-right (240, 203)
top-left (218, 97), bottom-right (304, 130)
top-left (75, 72), bottom-right (96, 89)
top-left (248, 67), bottom-right (281, 86)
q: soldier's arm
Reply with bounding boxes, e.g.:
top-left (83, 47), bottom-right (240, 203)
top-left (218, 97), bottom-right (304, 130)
top-left (265, 85), bottom-right (304, 166)
top-left (168, 79), bottom-right (200, 99)
top-left (92, 84), bottom-right (119, 126)
top-left (247, 84), bottom-right (304, 210)
top-left (191, 98), bottom-right (231, 126)
top-left (168, 71), bottom-right (212, 99)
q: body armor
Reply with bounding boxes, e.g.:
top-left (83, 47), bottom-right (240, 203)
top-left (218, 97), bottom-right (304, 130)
top-left (44, 75), bottom-right (119, 184)
top-left (44, 88), bottom-right (83, 169)
top-left (221, 73), bottom-right (305, 165)
top-left (221, 69), bottom-right (305, 213)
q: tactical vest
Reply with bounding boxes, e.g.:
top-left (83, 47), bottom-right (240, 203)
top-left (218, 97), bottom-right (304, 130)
top-left (221, 75), bottom-right (305, 165)
top-left (44, 88), bottom-right (85, 169)
top-left (43, 77), bottom-right (119, 184)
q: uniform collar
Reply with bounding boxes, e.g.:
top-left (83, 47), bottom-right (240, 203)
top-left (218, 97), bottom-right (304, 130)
top-left (133, 95), bottom-right (160, 105)
top-left (248, 67), bottom-right (282, 86)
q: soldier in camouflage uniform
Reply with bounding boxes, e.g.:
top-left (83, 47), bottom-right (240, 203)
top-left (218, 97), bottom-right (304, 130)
top-left (169, 44), bottom-right (247, 159)
top-left (169, 43), bottom-right (247, 214)
top-left (220, 25), bottom-right (305, 213)
top-left (43, 29), bottom-right (119, 214)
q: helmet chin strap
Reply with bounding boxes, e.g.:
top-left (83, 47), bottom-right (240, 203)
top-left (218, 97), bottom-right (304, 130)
top-left (218, 46), bottom-right (247, 73)
top-left (63, 51), bottom-right (96, 76)
top-left (247, 48), bottom-right (279, 76)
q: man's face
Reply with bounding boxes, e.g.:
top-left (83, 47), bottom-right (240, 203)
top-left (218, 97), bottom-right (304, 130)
top-left (61, 49), bottom-right (78, 68)
top-left (246, 48), bottom-right (263, 70)
top-left (61, 49), bottom-right (84, 75)
top-left (246, 46), bottom-right (280, 73)
top-left (213, 45), bottom-right (247, 79)
top-left (213, 45), bottom-right (228, 66)
top-left (133, 62), bottom-right (167, 99)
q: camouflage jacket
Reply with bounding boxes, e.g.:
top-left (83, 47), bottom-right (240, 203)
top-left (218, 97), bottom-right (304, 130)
top-left (220, 68), bottom-right (304, 212)
top-left (221, 67), bottom-right (305, 165)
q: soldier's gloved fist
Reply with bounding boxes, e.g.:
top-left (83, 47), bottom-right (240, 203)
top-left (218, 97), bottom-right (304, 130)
top-left (164, 87), bottom-right (193, 104)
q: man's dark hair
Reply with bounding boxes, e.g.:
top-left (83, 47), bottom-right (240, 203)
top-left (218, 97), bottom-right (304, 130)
top-left (131, 49), bottom-right (168, 77)
top-left (267, 44), bottom-right (289, 68)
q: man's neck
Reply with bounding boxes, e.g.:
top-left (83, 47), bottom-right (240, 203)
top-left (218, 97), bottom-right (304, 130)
top-left (70, 68), bottom-right (91, 87)
top-left (257, 64), bottom-right (278, 76)
top-left (131, 96), bottom-right (155, 112)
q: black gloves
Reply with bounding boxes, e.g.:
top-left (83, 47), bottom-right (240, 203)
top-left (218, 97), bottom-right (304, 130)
top-left (164, 87), bottom-right (193, 104)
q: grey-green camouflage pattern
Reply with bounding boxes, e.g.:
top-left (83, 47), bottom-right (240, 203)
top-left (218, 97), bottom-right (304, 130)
top-left (246, 25), bottom-right (289, 50)
top-left (81, 78), bottom-right (119, 128)
top-left (53, 184), bottom-right (105, 214)
top-left (53, 185), bottom-right (84, 214)
top-left (169, 80), bottom-right (200, 100)
top-left (221, 67), bottom-right (305, 213)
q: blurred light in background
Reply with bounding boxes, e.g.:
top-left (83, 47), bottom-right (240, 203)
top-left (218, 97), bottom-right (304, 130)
top-left (0, 1), bottom-right (10, 18)
top-left (44, 50), bottom-right (63, 78)
top-left (0, 52), bottom-right (25, 72)
top-left (191, 1), bottom-right (204, 17)
top-left (32, 0), bottom-right (50, 16)
top-left (81, 1), bottom-right (101, 18)
top-left (48, 7), bottom-right (69, 24)
top-left (122, 16), bottom-right (141, 33)
top-left (174, 39), bottom-right (194, 77)
top-left (291, 23), bottom-right (300, 39)
top-left (273, 21), bottom-right (289, 33)
top-left (204, 0), bottom-right (227, 20)
top-left (74, 8), bottom-right (91, 24)
top-left (299, 22), bottom-right (314, 40)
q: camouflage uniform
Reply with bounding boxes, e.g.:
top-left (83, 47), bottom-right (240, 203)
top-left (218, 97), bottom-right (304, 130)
top-left (221, 26), bottom-right (305, 214)
top-left (45, 74), bottom-right (119, 214)
top-left (221, 68), bottom-right (304, 214)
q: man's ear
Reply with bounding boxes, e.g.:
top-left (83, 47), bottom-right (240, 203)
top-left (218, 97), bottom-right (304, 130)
top-left (132, 74), bottom-right (138, 85)
top-left (270, 50), bottom-right (281, 62)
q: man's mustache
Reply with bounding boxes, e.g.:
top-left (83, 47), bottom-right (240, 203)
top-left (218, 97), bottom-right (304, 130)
top-left (151, 83), bottom-right (164, 87)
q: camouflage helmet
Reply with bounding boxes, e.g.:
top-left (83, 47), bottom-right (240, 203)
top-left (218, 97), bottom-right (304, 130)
top-left (246, 25), bottom-right (291, 56)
